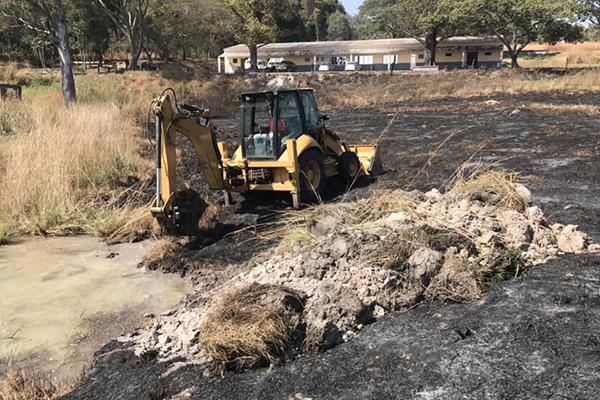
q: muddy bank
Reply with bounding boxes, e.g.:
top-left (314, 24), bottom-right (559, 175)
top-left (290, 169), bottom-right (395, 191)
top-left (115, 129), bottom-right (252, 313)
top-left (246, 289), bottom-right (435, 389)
top-left (0, 237), bottom-right (190, 381)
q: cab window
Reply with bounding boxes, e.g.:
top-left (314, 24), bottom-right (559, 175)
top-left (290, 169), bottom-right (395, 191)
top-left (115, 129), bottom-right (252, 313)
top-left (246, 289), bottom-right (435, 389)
top-left (242, 94), bottom-right (275, 159)
top-left (300, 91), bottom-right (319, 130)
top-left (278, 92), bottom-right (304, 141)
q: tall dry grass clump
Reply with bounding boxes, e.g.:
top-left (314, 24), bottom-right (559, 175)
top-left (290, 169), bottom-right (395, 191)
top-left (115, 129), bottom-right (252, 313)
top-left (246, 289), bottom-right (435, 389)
top-left (0, 96), bottom-right (144, 236)
top-left (0, 368), bottom-right (71, 400)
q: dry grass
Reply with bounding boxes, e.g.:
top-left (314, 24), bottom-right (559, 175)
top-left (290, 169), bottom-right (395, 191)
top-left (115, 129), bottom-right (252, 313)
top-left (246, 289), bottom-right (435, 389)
top-left (0, 368), bottom-right (71, 400)
top-left (0, 96), bottom-right (145, 236)
top-left (518, 42), bottom-right (600, 69)
top-left (0, 63), bottom-right (251, 238)
top-left (450, 170), bottom-right (526, 211)
top-left (316, 68), bottom-right (600, 110)
top-left (105, 207), bottom-right (159, 244)
top-left (199, 283), bottom-right (300, 370)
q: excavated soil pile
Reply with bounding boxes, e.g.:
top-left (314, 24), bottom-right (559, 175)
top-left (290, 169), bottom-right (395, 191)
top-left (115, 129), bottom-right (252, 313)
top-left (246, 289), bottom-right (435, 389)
top-left (125, 177), bottom-right (596, 373)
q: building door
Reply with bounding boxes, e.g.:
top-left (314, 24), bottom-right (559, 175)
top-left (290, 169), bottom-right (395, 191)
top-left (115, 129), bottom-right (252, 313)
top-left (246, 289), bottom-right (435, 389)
top-left (410, 54), bottom-right (417, 69)
top-left (466, 51), bottom-right (479, 68)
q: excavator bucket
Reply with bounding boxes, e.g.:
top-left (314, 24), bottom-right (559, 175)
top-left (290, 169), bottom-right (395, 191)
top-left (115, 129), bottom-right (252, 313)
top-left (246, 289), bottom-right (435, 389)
top-left (347, 144), bottom-right (382, 175)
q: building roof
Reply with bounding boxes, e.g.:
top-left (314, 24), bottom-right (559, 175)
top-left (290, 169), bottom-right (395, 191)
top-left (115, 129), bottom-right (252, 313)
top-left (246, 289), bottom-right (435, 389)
top-left (221, 36), bottom-right (503, 58)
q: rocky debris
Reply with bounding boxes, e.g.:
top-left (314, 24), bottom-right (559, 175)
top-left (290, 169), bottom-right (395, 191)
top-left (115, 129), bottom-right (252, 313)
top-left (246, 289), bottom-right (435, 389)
top-left (555, 224), bottom-right (589, 253)
top-left (508, 109), bottom-right (522, 118)
top-left (267, 75), bottom-right (296, 90)
top-left (124, 186), bottom-right (595, 372)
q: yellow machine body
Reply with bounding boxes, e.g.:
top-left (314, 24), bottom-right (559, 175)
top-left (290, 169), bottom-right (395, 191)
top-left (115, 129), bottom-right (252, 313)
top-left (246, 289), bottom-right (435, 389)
top-left (150, 88), bottom-right (379, 232)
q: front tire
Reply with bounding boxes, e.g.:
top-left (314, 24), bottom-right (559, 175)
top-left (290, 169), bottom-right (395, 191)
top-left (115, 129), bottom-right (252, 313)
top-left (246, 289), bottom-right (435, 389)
top-left (337, 152), bottom-right (361, 184)
top-left (298, 149), bottom-right (326, 203)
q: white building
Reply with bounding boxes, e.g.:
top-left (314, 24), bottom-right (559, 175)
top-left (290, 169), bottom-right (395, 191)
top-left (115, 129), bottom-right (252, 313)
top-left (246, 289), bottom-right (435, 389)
top-left (218, 36), bottom-right (503, 74)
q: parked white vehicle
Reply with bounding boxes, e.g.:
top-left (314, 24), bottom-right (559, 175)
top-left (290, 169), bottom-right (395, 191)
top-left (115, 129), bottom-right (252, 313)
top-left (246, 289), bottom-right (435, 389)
top-left (244, 59), bottom-right (268, 70)
top-left (344, 62), bottom-right (358, 71)
top-left (318, 62), bottom-right (332, 71)
top-left (267, 57), bottom-right (285, 69)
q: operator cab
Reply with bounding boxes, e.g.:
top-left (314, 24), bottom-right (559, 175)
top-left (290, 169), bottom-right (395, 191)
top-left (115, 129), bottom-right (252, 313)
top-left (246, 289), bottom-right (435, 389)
top-left (240, 89), bottom-right (323, 159)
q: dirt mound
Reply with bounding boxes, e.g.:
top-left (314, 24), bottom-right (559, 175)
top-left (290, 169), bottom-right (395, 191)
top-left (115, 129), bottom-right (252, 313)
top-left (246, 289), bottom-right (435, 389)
top-left (127, 178), bottom-right (595, 373)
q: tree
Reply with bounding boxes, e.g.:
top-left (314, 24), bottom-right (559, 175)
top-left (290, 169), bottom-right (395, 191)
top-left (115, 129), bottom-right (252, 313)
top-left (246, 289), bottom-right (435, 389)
top-left (68, 0), bottom-right (112, 64)
top-left (359, 0), bottom-right (461, 65)
top-left (301, 0), bottom-right (346, 41)
top-left (580, 0), bottom-right (600, 26)
top-left (224, 0), bottom-right (280, 71)
top-left (455, 0), bottom-right (582, 68)
top-left (97, 0), bottom-right (149, 69)
top-left (327, 10), bottom-right (354, 40)
top-left (0, 0), bottom-right (77, 103)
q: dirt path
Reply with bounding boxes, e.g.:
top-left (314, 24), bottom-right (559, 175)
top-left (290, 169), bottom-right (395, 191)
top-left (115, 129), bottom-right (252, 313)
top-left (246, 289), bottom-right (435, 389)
top-left (0, 237), bottom-right (190, 381)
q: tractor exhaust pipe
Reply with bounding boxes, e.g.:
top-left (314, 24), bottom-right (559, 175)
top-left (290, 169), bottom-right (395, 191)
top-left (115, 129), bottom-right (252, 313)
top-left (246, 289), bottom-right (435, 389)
top-left (155, 114), bottom-right (162, 208)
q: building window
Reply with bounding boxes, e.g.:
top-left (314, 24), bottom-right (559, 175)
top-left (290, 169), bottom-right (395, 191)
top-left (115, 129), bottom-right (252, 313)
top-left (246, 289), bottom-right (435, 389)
top-left (383, 54), bottom-right (397, 64)
top-left (233, 58), bottom-right (238, 64)
top-left (484, 52), bottom-right (492, 56)
top-left (418, 54), bottom-right (424, 59)
top-left (358, 55), bottom-right (373, 65)
top-left (305, 57), bottom-right (310, 62)
top-left (445, 53), bottom-right (452, 57)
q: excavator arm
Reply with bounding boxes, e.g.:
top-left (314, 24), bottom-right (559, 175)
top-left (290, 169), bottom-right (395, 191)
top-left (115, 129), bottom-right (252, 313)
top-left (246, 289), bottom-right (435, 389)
top-left (150, 89), bottom-right (225, 233)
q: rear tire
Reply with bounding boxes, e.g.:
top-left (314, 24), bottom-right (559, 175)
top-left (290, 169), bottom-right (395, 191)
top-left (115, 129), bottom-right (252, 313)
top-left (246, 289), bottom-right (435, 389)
top-left (298, 149), bottom-right (326, 203)
top-left (337, 152), bottom-right (361, 184)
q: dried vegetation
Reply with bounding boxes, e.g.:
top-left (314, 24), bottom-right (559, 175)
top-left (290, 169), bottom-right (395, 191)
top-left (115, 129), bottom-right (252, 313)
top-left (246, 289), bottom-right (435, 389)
top-left (199, 283), bottom-right (304, 370)
top-left (0, 368), bottom-right (71, 400)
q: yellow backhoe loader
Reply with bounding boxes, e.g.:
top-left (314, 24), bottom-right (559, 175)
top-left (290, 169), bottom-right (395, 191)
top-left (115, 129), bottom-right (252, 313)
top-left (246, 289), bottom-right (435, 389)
top-left (150, 88), bottom-right (380, 234)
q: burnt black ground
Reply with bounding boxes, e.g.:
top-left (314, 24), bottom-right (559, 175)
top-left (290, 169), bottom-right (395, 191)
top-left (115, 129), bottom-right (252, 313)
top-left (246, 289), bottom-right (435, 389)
top-left (64, 253), bottom-right (600, 400)
top-left (63, 90), bottom-right (600, 399)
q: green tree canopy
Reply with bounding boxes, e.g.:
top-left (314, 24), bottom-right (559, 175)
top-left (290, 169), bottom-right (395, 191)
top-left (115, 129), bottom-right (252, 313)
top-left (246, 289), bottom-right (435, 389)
top-left (358, 0), bottom-right (463, 65)
top-left (454, 0), bottom-right (583, 68)
top-left (327, 10), bottom-right (354, 40)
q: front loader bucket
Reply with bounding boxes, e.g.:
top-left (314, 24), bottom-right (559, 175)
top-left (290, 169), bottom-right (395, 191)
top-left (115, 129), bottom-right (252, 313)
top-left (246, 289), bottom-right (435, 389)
top-left (348, 144), bottom-right (382, 176)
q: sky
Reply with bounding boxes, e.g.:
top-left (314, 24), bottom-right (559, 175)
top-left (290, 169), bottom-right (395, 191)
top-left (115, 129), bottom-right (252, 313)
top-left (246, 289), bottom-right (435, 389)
top-left (341, 0), bottom-right (364, 15)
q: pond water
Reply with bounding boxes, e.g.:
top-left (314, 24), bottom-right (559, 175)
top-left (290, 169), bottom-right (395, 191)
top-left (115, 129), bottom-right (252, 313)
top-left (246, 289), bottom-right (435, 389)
top-left (0, 236), bottom-right (189, 381)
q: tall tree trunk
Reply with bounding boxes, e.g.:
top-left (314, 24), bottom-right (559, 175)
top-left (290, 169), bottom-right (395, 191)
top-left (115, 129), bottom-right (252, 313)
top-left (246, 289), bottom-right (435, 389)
top-left (506, 45), bottom-right (520, 69)
top-left (248, 44), bottom-right (258, 72)
top-left (53, 0), bottom-right (76, 104)
top-left (424, 29), bottom-right (438, 66)
top-left (129, 33), bottom-right (142, 70)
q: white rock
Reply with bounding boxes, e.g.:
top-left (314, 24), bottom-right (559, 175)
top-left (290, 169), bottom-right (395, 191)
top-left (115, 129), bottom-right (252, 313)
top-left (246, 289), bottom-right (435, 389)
top-left (557, 225), bottom-right (588, 253)
top-left (425, 188), bottom-right (443, 202)
top-left (515, 184), bottom-right (532, 206)
top-left (373, 305), bottom-right (386, 318)
top-left (385, 211), bottom-right (412, 228)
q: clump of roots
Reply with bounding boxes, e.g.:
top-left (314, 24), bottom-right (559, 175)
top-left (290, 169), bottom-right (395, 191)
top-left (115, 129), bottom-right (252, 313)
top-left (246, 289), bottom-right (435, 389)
top-left (450, 170), bottom-right (526, 211)
top-left (199, 283), bottom-right (305, 371)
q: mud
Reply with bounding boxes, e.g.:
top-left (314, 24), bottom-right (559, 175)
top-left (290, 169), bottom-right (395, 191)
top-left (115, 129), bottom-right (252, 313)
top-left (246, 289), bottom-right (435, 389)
top-left (0, 237), bottom-right (190, 381)
top-left (65, 87), bottom-right (600, 398)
